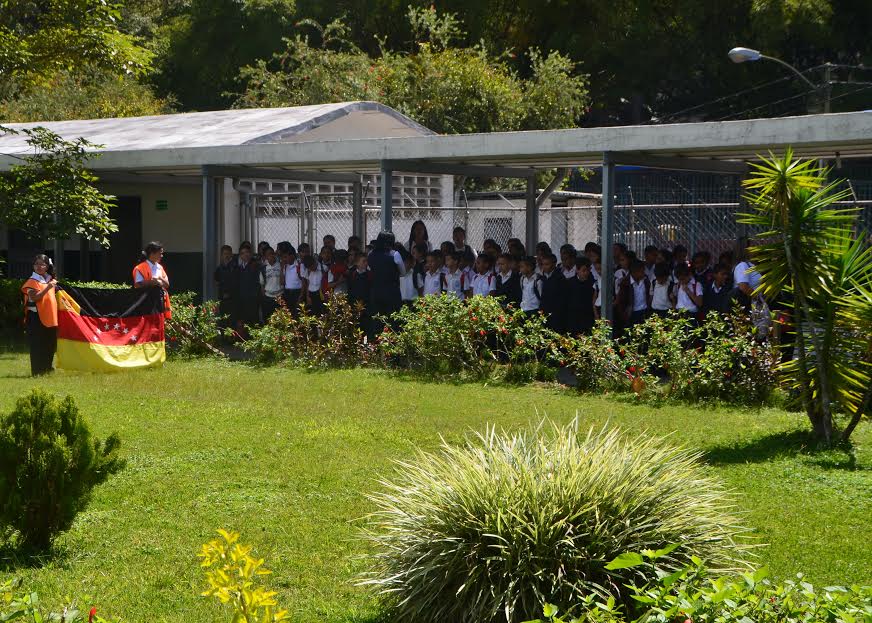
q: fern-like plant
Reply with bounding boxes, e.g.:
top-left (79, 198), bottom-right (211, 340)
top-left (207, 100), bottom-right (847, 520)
top-left (362, 419), bottom-right (752, 623)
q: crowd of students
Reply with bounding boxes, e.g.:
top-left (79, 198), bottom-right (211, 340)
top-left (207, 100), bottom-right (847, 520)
top-left (213, 220), bottom-right (764, 339)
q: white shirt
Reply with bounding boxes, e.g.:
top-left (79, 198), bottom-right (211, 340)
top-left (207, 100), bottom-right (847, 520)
top-left (284, 260), bottom-right (303, 290)
top-left (29, 271), bottom-right (49, 283)
top-left (399, 272), bottom-right (418, 301)
top-left (443, 269), bottom-right (465, 299)
top-left (650, 279), bottom-right (673, 311)
top-left (520, 274), bottom-right (542, 312)
top-left (675, 278), bottom-right (703, 312)
top-left (630, 277), bottom-right (648, 312)
top-left (733, 261), bottom-right (761, 291)
top-left (645, 264), bottom-right (656, 283)
top-left (471, 272), bottom-right (496, 298)
top-left (423, 271), bottom-right (443, 296)
top-left (303, 264), bottom-right (323, 293)
top-left (134, 259), bottom-right (165, 284)
top-left (260, 260), bottom-right (283, 297)
top-left (614, 268), bottom-right (628, 294)
top-left (561, 265), bottom-right (576, 280)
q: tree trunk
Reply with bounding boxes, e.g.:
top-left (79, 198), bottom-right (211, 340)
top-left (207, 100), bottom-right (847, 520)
top-left (840, 384), bottom-right (872, 443)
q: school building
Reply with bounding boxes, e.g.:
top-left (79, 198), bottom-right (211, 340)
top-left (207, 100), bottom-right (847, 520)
top-left (2, 103), bottom-right (872, 318)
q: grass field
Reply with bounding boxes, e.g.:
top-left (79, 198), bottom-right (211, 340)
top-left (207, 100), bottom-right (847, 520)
top-left (0, 350), bottom-right (870, 623)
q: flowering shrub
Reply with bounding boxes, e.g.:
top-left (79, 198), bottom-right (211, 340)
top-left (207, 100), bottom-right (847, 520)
top-left (165, 292), bottom-right (226, 357)
top-left (0, 579), bottom-right (114, 623)
top-left (527, 551), bottom-right (872, 623)
top-left (377, 294), bottom-right (560, 380)
top-left (551, 321), bottom-right (644, 393)
top-left (243, 295), bottom-right (373, 368)
top-left (622, 312), bottom-right (778, 404)
top-left (199, 529), bottom-right (288, 623)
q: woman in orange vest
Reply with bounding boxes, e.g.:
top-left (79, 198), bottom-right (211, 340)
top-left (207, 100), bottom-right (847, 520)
top-left (21, 254), bottom-right (59, 376)
top-left (133, 241), bottom-right (172, 318)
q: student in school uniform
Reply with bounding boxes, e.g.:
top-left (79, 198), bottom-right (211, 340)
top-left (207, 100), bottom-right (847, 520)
top-left (399, 250), bottom-right (419, 306)
top-left (493, 253), bottom-right (521, 307)
top-left (538, 253), bottom-right (566, 333)
top-left (411, 242), bottom-right (428, 296)
top-left (301, 255), bottom-right (325, 315)
top-left (328, 249), bottom-right (349, 298)
top-left (452, 227), bottom-right (477, 260)
top-left (558, 244), bottom-right (578, 280)
top-left (259, 246), bottom-right (283, 321)
top-left (469, 254), bottom-right (497, 298)
top-left (21, 254), bottom-right (58, 376)
top-left (518, 256), bottom-right (542, 315)
top-left (347, 252), bottom-right (372, 332)
top-left (282, 244), bottom-right (304, 316)
top-left (215, 244), bottom-right (239, 330)
top-left (564, 256), bottom-right (597, 335)
top-left (442, 252), bottom-right (466, 300)
top-left (672, 263), bottom-right (703, 320)
top-left (422, 251), bottom-right (444, 297)
top-left (643, 245), bottom-right (659, 282)
top-left (133, 241), bottom-right (171, 318)
top-left (703, 263), bottom-right (733, 317)
top-left (237, 245), bottom-right (262, 328)
top-left (649, 262), bottom-right (674, 317)
top-left (625, 259), bottom-right (651, 329)
top-left (692, 251), bottom-right (713, 285)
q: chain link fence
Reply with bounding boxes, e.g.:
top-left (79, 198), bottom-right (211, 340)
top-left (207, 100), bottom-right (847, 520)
top-left (251, 181), bottom-right (872, 257)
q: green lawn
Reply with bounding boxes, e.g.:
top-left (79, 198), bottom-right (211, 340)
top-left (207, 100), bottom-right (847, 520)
top-left (0, 351), bottom-right (870, 622)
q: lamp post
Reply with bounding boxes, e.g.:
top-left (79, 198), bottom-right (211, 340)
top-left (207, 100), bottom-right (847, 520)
top-left (728, 47), bottom-right (831, 113)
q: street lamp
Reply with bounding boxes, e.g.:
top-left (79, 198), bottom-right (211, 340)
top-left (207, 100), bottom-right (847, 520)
top-left (728, 47), bottom-right (818, 89)
top-left (728, 46), bottom-right (831, 114)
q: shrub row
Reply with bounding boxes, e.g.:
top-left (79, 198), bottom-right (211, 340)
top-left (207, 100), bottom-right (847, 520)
top-left (238, 294), bottom-right (779, 406)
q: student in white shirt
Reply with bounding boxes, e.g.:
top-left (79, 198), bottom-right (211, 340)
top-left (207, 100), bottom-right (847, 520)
top-left (518, 256), bottom-right (542, 313)
top-left (442, 252), bottom-right (466, 300)
top-left (672, 264), bottom-right (703, 315)
top-left (559, 244), bottom-right (578, 280)
top-left (422, 251), bottom-right (444, 296)
top-left (283, 246), bottom-right (304, 315)
top-left (626, 260), bottom-right (650, 328)
top-left (399, 252), bottom-right (418, 305)
top-left (469, 254), bottom-right (497, 298)
top-left (300, 255), bottom-right (325, 315)
top-left (259, 246), bottom-right (283, 320)
top-left (649, 261), bottom-right (674, 316)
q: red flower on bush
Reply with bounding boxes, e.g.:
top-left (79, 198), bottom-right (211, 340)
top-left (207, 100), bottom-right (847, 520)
top-left (479, 329), bottom-right (486, 336)
top-left (471, 316), bottom-right (478, 321)
top-left (89, 607), bottom-right (97, 623)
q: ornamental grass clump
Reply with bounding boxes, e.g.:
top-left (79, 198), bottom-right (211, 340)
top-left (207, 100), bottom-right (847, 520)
top-left (362, 419), bottom-right (753, 623)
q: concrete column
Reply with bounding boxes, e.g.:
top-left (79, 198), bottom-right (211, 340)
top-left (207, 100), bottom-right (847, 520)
top-left (352, 180), bottom-right (364, 240)
top-left (600, 153), bottom-right (616, 323)
top-left (525, 176), bottom-right (538, 254)
top-left (202, 172), bottom-right (220, 300)
top-left (380, 163), bottom-right (393, 233)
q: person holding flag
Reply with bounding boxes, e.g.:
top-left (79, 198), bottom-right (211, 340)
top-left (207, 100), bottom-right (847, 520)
top-left (133, 241), bottom-right (171, 318)
top-left (21, 254), bottom-right (59, 376)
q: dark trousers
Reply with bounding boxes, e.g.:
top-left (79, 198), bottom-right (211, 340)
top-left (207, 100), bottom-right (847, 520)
top-left (629, 309), bottom-right (648, 328)
top-left (27, 312), bottom-right (57, 376)
top-left (283, 289), bottom-right (302, 316)
top-left (261, 295), bottom-right (280, 322)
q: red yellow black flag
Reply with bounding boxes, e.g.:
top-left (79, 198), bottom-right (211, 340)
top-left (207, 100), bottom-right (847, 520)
top-left (56, 285), bottom-right (166, 372)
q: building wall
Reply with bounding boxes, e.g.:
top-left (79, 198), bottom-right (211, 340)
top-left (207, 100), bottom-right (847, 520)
top-left (100, 181), bottom-right (204, 294)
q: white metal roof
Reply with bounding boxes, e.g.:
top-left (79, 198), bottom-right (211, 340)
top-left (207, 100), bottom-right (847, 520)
top-left (0, 101), bottom-right (432, 156)
top-left (2, 109), bottom-right (872, 175)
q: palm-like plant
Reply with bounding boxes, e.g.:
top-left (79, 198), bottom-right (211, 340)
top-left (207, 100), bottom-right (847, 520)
top-left (740, 149), bottom-right (872, 444)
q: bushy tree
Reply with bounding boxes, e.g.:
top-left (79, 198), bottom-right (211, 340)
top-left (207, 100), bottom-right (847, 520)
top-left (0, 0), bottom-right (152, 89)
top-left (0, 126), bottom-right (118, 246)
top-left (237, 7), bottom-right (589, 134)
top-left (0, 390), bottom-right (124, 551)
top-left (0, 66), bottom-right (172, 123)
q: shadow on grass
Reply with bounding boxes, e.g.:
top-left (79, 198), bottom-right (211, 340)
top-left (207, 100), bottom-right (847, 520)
top-left (704, 428), bottom-right (865, 470)
top-left (0, 540), bottom-right (70, 572)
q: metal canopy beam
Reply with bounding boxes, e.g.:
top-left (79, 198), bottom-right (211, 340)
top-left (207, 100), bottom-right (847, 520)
top-left (202, 165), bottom-right (359, 184)
top-left (380, 159), bottom-right (536, 179)
top-left (599, 152), bottom-right (617, 325)
top-left (612, 153), bottom-right (748, 175)
top-left (202, 170), bottom-right (220, 301)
